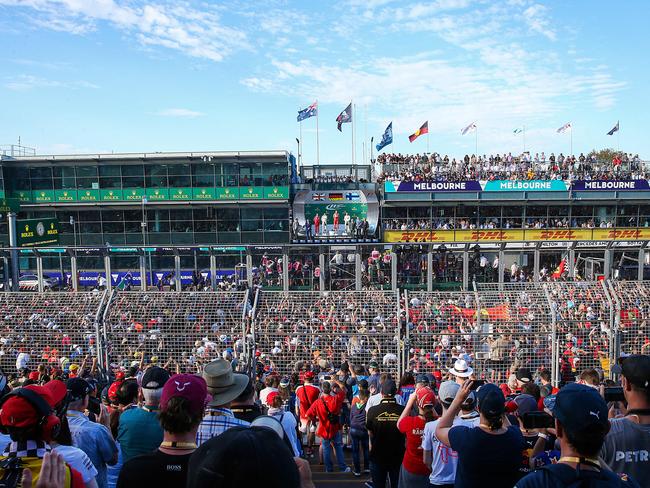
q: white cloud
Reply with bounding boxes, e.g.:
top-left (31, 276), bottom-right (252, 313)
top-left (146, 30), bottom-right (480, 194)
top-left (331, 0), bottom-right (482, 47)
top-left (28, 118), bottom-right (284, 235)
top-left (4, 74), bottom-right (99, 90)
top-left (0, 0), bottom-right (248, 62)
top-left (156, 108), bottom-right (205, 118)
top-left (522, 4), bottom-right (556, 41)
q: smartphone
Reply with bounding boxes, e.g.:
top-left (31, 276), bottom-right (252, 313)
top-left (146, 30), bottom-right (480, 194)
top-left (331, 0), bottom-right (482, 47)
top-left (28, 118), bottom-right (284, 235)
top-left (522, 411), bottom-right (555, 429)
top-left (469, 379), bottom-right (486, 391)
top-left (604, 386), bottom-right (625, 403)
top-left (322, 375), bottom-right (332, 381)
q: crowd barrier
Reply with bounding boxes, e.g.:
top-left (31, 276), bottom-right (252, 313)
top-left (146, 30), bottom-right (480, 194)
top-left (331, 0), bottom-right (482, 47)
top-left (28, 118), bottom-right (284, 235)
top-left (2, 282), bottom-right (649, 384)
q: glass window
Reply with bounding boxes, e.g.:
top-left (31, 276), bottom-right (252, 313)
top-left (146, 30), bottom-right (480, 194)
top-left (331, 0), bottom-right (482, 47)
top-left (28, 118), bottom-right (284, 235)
top-left (239, 162), bottom-right (260, 187)
top-left (264, 207), bottom-right (288, 219)
top-left (145, 165), bottom-right (168, 188)
top-left (99, 164), bottom-right (122, 189)
top-left (102, 210), bottom-right (124, 221)
top-left (30, 167), bottom-right (53, 190)
top-left (192, 163), bottom-right (214, 187)
top-left (76, 166), bottom-right (98, 189)
top-left (52, 166), bottom-right (76, 189)
top-left (7, 168), bottom-right (30, 190)
top-left (168, 164), bottom-right (191, 187)
top-left (121, 165), bottom-right (144, 176)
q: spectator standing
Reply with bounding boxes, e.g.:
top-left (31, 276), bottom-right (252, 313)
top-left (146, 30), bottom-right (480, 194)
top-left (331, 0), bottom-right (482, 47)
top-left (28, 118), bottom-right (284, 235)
top-left (305, 377), bottom-right (350, 473)
top-left (366, 379), bottom-right (405, 488)
top-left (117, 374), bottom-right (207, 488)
top-left (295, 371), bottom-right (320, 457)
top-left (230, 377), bottom-right (263, 423)
top-left (397, 386), bottom-right (434, 487)
top-left (600, 355), bottom-right (650, 487)
top-left (349, 385), bottom-right (370, 476)
top-left (66, 378), bottom-right (118, 488)
top-left (117, 366), bottom-right (169, 463)
top-left (448, 359), bottom-right (473, 386)
top-left (517, 383), bottom-right (640, 487)
top-left (267, 391), bottom-right (301, 456)
top-left (197, 359), bottom-right (250, 445)
top-left (435, 382), bottom-right (525, 488)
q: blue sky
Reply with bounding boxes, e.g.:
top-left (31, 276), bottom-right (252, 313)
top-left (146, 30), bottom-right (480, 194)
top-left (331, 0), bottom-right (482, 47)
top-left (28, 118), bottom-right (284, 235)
top-left (0, 0), bottom-right (648, 163)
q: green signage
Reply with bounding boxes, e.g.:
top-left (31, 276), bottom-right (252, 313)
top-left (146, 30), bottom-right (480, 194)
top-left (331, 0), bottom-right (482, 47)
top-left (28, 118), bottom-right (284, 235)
top-left (241, 186), bottom-right (263, 199)
top-left (264, 186), bottom-right (288, 199)
top-left (146, 188), bottom-right (169, 201)
top-left (33, 190), bottom-right (55, 203)
top-left (78, 189), bottom-right (99, 201)
top-left (192, 187), bottom-right (216, 200)
top-left (55, 190), bottom-right (77, 202)
top-left (0, 198), bottom-right (20, 213)
top-left (216, 187), bottom-right (239, 200)
top-left (101, 189), bottom-right (123, 201)
top-left (170, 187), bottom-right (191, 200)
top-left (124, 188), bottom-right (145, 201)
top-left (18, 218), bottom-right (60, 247)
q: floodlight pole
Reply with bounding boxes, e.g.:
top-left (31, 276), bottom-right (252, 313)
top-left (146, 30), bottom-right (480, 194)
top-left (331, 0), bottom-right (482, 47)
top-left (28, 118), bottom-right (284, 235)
top-left (8, 212), bottom-right (19, 291)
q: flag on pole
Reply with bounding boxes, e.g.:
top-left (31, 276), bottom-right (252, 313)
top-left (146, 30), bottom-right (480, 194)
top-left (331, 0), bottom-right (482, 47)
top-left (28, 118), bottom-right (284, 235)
top-left (336, 103), bottom-right (352, 131)
top-left (408, 121), bottom-right (428, 142)
top-left (297, 101), bottom-right (318, 122)
top-left (461, 121), bottom-right (476, 135)
top-left (556, 122), bottom-right (572, 133)
top-left (376, 122), bottom-right (393, 151)
top-left (607, 121), bottom-right (619, 136)
top-left (513, 128), bottom-right (523, 134)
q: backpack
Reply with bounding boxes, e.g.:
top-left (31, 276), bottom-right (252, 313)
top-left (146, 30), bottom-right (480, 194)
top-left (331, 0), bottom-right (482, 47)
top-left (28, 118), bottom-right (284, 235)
top-left (321, 398), bottom-right (339, 424)
top-left (538, 463), bottom-right (629, 488)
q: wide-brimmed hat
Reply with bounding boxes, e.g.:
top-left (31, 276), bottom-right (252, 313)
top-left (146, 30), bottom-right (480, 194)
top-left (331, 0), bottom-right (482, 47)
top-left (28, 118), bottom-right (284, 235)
top-left (448, 358), bottom-right (473, 378)
top-left (203, 359), bottom-right (249, 406)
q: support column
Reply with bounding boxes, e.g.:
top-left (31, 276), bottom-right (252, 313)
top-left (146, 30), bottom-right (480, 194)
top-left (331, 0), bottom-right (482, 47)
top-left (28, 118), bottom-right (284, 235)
top-left (568, 248), bottom-right (576, 279)
top-left (282, 251), bottom-right (289, 291)
top-left (8, 212), bottom-right (19, 291)
top-left (533, 248), bottom-right (541, 282)
top-left (139, 254), bottom-right (147, 291)
top-left (70, 255), bottom-right (78, 292)
top-left (246, 253), bottom-right (253, 288)
top-left (355, 252), bottom-right (362, 291)
top-left (462, 248), bottom-right (469, 291)
top-left (174, 254), bottom-right (182, 291)
top-left (36, 254), bottom-right (44, 292)
top-left (498, 249), bottom-right (505, 289)
top-left (318, 252), bottom-right (325, 291)
top-left (427, 250), bottom-right (433, 292)
top-left (603, 249), bottom-right (612, 280)
top-left (638, 248), bottom-right (646, 281)
top-left (3, 256), bottom-right (10, 291)
top-left (390, 252), bottom-right (397, 291)
top-left (210, 254), bottom-right (217, 290)
top-left (104, 254), bottom-right (112, 292)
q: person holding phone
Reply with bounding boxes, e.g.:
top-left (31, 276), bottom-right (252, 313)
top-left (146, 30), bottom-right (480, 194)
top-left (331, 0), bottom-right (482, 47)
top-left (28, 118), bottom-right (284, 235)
top-left (435, 381), bottom-right (525, 488)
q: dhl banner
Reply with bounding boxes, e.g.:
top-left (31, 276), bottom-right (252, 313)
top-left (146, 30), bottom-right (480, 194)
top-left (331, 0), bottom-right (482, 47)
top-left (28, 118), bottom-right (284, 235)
top-left (384, 228), bottom-right (650, 243)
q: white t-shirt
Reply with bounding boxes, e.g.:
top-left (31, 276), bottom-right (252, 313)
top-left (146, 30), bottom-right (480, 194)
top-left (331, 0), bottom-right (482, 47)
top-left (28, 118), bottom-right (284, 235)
top-left (422, 415), bottom-right (480, 485)
top-left (16, 352), bottom-right (29, 370)
top-left (53, 444), bottom-right (98, 484)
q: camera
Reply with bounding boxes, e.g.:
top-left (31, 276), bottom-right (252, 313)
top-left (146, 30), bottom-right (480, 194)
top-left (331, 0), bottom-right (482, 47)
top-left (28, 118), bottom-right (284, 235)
top-left (87, 396), bottom-right (101, 416)
top-left (469, 379), bottom-right (486, 391)
top-left (604, 386), bottom-right (625, 403)
top-left (522, 411), bottom-right (555, 429)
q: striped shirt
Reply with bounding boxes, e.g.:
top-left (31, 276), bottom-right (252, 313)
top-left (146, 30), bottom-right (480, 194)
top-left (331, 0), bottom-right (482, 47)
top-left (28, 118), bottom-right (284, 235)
top-left (197, 407), bottom-right (250, 446)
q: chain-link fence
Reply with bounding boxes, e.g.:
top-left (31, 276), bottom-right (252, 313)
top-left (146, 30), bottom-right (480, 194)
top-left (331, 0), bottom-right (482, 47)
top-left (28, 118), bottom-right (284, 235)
top-left (252, 290), bottom-right (402, 377)
top-left (102, 291), bottom-right (251, 374)
top-left (0, 291), bottom-right (106, 374)
top-left (608, 281), bottom-right (650, 357)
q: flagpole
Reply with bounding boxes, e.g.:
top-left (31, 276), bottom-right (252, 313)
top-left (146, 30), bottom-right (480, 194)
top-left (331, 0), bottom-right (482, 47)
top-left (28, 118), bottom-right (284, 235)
top-left (523, 125), bottom-right (526, 153)
top-left (316, 99), bottom-right (320, 167)
top-left (427, 130), bottom-right (430, 154)
top-left (617, 121), bottom-right (620, 153)
top-left (364, 103), bottom-right (368, 164)
top-left (299, 118), bottom-right (302, 171)
top-left (570, 127), bottom-right (573, 156)
top-left (351, 101), bottom-right (355, 165)
top-left (475, 126), bottom-right (478, 156)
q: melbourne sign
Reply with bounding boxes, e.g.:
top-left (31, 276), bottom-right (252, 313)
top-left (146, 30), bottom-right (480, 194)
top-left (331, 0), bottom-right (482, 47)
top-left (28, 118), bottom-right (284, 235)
top-left (18, 218), bottom-right (60, 247)
top-left (384, 181), bottom-right (482, 192)
top-left (572, 180), bottom-right (650, 191)
top-left (482, 180), bottom-right (569, 192)
top-left (385, 180), bottom-right (569, 192)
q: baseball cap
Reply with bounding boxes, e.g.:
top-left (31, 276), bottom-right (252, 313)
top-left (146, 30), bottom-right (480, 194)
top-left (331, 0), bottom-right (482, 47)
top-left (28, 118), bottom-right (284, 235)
top-left (461, 391), bottom-right (476, 410)
top-left (66, 377), bottom-right (92, 401)
top-left (516, 367), bottom-right (533, 383)
top-left (160, 373), bottom-right (208, 417)
top-left (69, 364), bottom-right (79, 372)
top-left (416, 387), bottom-right (436, 409)
top-left (476, 383), bottom-right (506, 417)
top-left (266, 391), bottom-right (280, 406)
top-left (553, 383), bottom-right (608, 433)
top-left (28, 371), bottom-right (40, 381)
top-left (368, 361), bottom-right (379, 370)
top-left (415, 373), bottom-right (429, 385)
top-left (513, 393), bottom-right (538, 416)
top-left (0, 383), bottom-right (65, 429)
top-left (304, 371), bottom-right (315, 380)
top-left (279, 377), bottom-right (290, 388)
top-left (619, 354), bottom-right (650, 389)
top-left (438, 381), bottom-right (460, 406)
top-left (141, 366), bottom-right (171, 390)
top-left (381, 379), bottom-right (397, 396)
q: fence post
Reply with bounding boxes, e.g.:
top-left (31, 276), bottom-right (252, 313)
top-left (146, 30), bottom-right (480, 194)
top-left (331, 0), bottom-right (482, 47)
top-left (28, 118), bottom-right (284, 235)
top-left (139, 254), bottom-right (147, 291)
top-left (36, 253), bottom-right (44, 292)
top-left (568, 248), bottom-right (576, 279)
top-left (533, 247), bottom-right (540, 282)
top-left (638, 248), bottom-right (645, 281)
top-left (401, 289), bottom-right (408, 378)
top-left (210, 254), bottom-right (217, 290)
top-left (498, 248), bottom-right (505, 290)
top-left (603, 280), bottom-right (620, 380)
top-left (462, 247), bottom-right (469, 291)
top-left (246, 253), bottom-right (253, 289)
top-left (541, 283), bottom-right (558, 387)
top-left (604, 249), bottom-right (613, 280)
top-left (318, 252), bottom-right (326, 291)
top-left (174, 253), bottom-right (182, 291)
top-left (104, 254), bottom-right (112, 292)
top-left (70, 253), bottom-right (78, 291)
top-left (355, 252), bottom-right (362, 291)
top-left (391, 252), bottom-right (397, 291)
top-left (282, 250), bottom-right (289, 291)
top-left (427, 249), bottom-right (433, 292)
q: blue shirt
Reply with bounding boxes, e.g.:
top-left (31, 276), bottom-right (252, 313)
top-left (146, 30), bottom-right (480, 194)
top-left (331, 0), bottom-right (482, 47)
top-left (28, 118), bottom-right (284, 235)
top-left (197, 407), bottom-right (250, 446)
top-left (117, 406), bottom-right (163, 463)
top-left (67, 410), bottom-right (117, 488)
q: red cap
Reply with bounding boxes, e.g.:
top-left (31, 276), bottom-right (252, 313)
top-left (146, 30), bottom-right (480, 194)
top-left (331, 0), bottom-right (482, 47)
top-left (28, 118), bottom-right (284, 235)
top-left (160, 374), bottom-right (208, 417)
top-left (433, 371), bottom-right (442, 380)
top-left (304, 371), bottom-right (315, 380)
top-left (108, 380), bottom-right (123, 403)
top-left (416, 387), bottom-right (436, 409)
top-left (266, 391), bottom-right (279, 406)
top-left (115, 371), bottom-right (125, 381)
top-left (28, 371), bottom-right (40, 381)
top-left (0, 382), bottom-right (65, 429)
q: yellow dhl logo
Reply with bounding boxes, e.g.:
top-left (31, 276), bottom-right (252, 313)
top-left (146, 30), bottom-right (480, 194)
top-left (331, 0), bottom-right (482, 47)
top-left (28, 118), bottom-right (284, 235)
top-left (471, 231), bottom-right (509, 240)
top-left (538, 230), bottom-right (577, 240)
top-left (397, 231), bottom-right (441, 242)
top-left (608, 230), bottom-right (642, 239)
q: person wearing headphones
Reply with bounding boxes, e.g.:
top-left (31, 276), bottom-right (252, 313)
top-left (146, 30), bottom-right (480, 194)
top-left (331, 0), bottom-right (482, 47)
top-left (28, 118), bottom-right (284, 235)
top-left (0, 382), bottom-right (85, 487)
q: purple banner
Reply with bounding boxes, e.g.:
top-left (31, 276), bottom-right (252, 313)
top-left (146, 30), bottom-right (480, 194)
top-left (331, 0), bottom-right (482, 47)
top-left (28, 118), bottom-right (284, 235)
top-left (392, 181), bottom-right (482, 192)
top-left (572, 180), bottom-right (650, 191)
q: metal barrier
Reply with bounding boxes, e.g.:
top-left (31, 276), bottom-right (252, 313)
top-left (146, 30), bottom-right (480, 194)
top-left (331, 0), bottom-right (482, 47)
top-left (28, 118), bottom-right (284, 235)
top-left (252, 290), bottom-right (402, 378)
top-left (0, 291), bottom-right (107, 374)
top-left (102, 291), bottom-right (250, 374)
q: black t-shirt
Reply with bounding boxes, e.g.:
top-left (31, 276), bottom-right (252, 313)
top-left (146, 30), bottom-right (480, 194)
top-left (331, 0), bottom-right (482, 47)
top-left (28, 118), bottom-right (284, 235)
top-left (449, 425), bottom-right (526, 488)
top-left (117, 449), bottom-right (193, 488)
top-left (365, 398), bottom-right (405, 467)
top-left (515, 463), bottom-right (640, 488)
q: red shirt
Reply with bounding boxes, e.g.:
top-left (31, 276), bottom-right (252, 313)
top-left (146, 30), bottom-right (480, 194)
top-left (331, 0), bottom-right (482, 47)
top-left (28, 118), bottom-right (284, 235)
top-left (295, 383), bottom-right (320, 419)
top-left (306, 389), bottom-right (346, 440)
top-left (397, 416), bottom-right (430, 475)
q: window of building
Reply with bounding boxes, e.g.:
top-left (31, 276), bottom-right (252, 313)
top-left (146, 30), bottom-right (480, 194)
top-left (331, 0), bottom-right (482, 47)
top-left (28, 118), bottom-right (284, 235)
top-left (145, 164), bottom-right (168, 188)
top-left (168, 164), bottom-right (191, 187)
top-left (76, 166), bottom-right (99, 189)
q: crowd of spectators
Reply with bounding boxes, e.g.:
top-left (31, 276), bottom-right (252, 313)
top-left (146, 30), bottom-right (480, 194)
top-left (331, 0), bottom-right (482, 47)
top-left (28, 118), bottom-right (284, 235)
top-left (377, 151), bottom-right (646, 183)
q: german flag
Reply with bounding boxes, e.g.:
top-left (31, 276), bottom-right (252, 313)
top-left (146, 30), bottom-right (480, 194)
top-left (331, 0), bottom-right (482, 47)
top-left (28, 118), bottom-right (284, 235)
top-left (408, 121), bottom-right (428, 142)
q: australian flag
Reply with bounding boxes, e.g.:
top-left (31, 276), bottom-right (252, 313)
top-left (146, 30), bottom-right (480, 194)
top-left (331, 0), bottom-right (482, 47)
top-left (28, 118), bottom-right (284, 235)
top-left (297, 101), bottom-right (318, 122)
top-left (336, 103), bottom-right (352, 131)
top-left (607, 121), bottom-right (619, 136)
top-left (376, 122), bottom-right (393, 152)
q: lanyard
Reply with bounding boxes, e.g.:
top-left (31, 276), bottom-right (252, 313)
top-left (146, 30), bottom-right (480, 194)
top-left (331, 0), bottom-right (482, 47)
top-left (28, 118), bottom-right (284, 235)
top-left (559, 456), bottom-right (601, 469)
